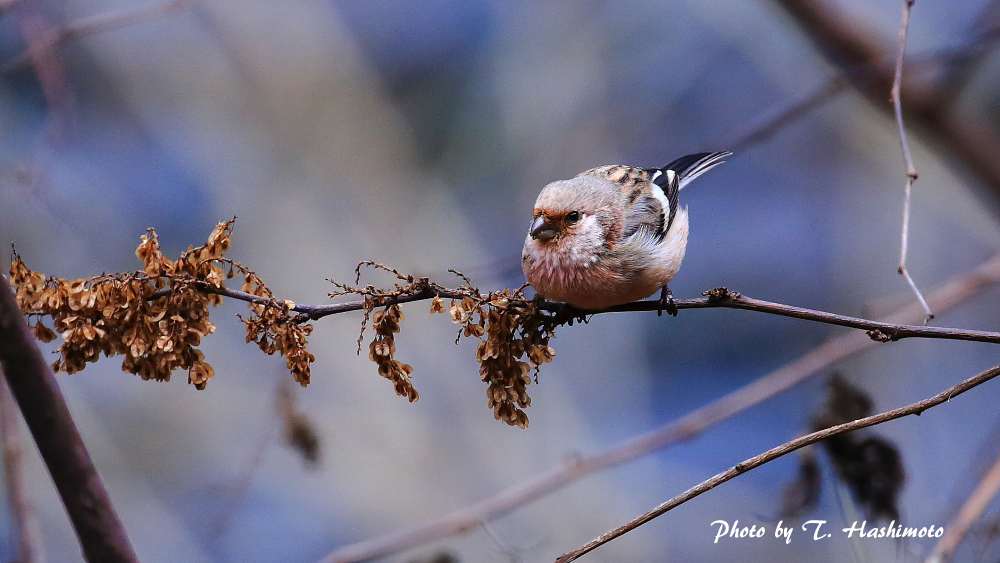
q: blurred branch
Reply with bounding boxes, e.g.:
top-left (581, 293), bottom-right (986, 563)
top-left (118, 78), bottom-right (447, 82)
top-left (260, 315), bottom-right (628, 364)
top-left (891, 0), bottom-right (933, 321)
top-left (2, 0), bottom-right (196, 74)
top-left (0, 0), bottom-right (19, 17)
top-left (720, 22), bottom-right (1000, 153)
top-left (0, 371), bottom-right (45, 563)
top-left (0, 275), bottom-right (139, 562)
top-left (926, 0), bottom-right (1000, 106)
top-left (202, 405), bottom-right (275, 545)
top-left (11, 3), bottom-right (72, 120)
top-left (772, 0), bottom-right (1000, 199)
top-left (723, 75), bottom-right (848, 152)
top-left (926, 451), bottom-right (1000, 563)
top-left (319, 253), bottom-right (1000, 563)
top-left (556, 362), bottom-right (1000, 562)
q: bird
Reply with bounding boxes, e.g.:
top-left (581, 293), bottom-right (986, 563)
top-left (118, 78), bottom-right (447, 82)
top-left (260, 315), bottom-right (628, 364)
top-left (521, 151), bottom-right (731, 314)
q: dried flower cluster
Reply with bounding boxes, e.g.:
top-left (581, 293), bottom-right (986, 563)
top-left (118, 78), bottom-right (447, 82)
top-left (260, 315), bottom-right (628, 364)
top-left (440, 291), bottom-right (556, 428)
top-left (11, 223), bottom-right (561, 427)
top-left (369, 304), bottom-right (417, 401)
top-left (335, 264), bottom-right (559, 427)
top-left (240, 271), bottom-right (314, 386)
top-left (9, 220), bottom-right (315, 388)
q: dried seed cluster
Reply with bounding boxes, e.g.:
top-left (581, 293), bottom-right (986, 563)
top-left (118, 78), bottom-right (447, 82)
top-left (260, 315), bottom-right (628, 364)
top-left (10, 219), bottom-right (315, 388)
top-left (12, 225), bottom-right (559, 428)
top-left (241, 271), bottom-right (314, 386)
top-left (338, 265), bottom-right (558, 428)
top-left (810, 375), bottom-right (904, 522)
top-left (369, 304), bottom-right (417, 401)
top-left (440, 290), bottom-right (556, 428)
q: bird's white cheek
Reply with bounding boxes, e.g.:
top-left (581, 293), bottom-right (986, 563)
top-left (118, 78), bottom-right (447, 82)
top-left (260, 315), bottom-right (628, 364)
top-left (568, 216), bottom-right (605, 267)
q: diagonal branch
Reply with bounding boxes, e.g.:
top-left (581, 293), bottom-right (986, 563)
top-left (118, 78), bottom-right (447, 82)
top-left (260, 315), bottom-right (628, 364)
top-left (555, 362), bottom-right (1000, 562)
top-left (318, 253), bottom-right (1000, 563)
top-left (2, 0), bottom-right (196, 74)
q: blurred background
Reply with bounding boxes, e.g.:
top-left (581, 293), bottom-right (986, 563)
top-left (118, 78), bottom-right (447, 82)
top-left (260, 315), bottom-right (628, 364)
top-left (2, 0), bottom-right (1000, 561)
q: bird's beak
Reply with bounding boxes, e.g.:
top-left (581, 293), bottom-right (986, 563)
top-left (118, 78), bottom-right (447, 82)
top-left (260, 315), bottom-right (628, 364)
top-left (530, 215), bottom-right (557, 240)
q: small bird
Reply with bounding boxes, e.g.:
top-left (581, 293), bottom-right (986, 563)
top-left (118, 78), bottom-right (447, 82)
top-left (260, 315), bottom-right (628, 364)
top-left (521, 152), bottom-right (730, 313)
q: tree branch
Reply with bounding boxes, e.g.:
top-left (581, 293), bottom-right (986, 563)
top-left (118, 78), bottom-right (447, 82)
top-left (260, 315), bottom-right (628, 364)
top-left (0, 275), bottom-right (139, 562)
top-left (190, 280), bottom-right (1000, 346)
top-left (318, 253), bottom-right (1000, 563)
top-left (556, 362), bottom-right (1000, 562)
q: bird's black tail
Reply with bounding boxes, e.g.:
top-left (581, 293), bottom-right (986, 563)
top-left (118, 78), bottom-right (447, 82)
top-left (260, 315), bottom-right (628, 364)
top-left (660, 151), bottom-right (731, 190)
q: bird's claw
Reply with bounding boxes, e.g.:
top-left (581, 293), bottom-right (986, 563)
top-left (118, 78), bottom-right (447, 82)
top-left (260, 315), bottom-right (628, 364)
top-left (658, 286), bottom-right (678, 317)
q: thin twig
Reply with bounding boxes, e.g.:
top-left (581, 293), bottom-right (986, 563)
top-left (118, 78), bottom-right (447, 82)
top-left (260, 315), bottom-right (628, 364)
top-left (0, 274), bottom-right (139, 562)
top-left (180, 279), bottom-right (1000, 345)
top-left (0, 371), bottom-right (44, 563)
top-left (926, 451), bottom-right (1000, 563)
top-left (318, 253), bottom-right (1000, 563)
top-left (720, 17), bottom-right (1000, 154)
top-left (891, 0), bottom-right (933, 322)
top-left (555, 363), bottom-right (1000, 562)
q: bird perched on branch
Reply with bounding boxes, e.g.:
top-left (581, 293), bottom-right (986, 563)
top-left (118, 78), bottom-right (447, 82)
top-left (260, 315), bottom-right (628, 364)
top-left (521, 152), bottom-right (730, 314)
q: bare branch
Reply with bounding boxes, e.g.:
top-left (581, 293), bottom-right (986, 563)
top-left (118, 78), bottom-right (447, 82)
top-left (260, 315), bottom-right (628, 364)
top-left (556, 362), bottom-right (1000, 562)
top-left (891, 0), bottom-right (933, 322)
top-left (926, 451), bottom-right (1000, 563)
top-left (186, 279), bottom-right (1000, 345)
top-left (0, 274), bottom-right (139, 562)
top-left (319, 253), bottom-right (1000, 563)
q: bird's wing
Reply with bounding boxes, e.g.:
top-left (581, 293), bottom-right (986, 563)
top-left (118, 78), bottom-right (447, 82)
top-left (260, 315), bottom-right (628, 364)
top-left (582, 165), bottom-right (668, 242)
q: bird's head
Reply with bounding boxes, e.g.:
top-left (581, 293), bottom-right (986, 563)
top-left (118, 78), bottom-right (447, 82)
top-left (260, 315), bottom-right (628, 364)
top-left (526, 175), bottom-right (619, 247)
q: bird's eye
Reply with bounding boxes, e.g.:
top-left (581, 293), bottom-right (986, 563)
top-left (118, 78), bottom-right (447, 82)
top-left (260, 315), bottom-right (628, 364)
top-left (566, 211), bottom-right (581, 223)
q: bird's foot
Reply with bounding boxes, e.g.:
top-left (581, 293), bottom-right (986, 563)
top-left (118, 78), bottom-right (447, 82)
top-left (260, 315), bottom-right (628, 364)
top-left (658, 286), bottom-right (678, 317)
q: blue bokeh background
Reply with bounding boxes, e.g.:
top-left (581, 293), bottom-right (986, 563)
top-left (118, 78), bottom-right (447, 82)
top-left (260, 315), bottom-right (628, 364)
top-left (2, 0), bottom-right (1000, 561)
